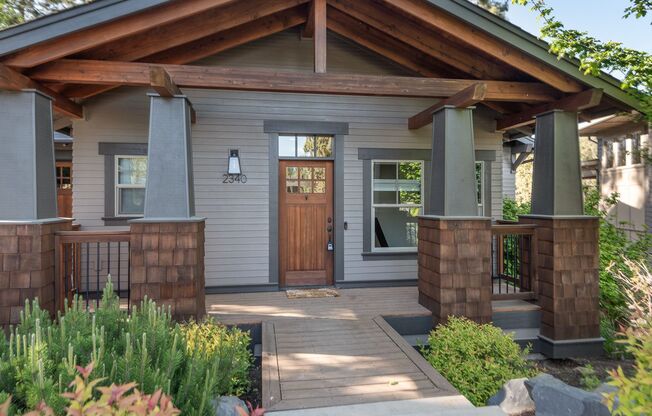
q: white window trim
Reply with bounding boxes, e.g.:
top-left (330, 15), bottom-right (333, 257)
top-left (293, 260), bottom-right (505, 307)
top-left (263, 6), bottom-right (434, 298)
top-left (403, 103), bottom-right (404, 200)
top-left (114, 155), bottom-right (147, 217)
top-left (371, 160), bottom-right (424, 253)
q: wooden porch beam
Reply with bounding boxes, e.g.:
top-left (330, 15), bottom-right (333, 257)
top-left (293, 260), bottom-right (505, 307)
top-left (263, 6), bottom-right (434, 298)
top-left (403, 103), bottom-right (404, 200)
top-left (408, 83), bottom-right (487, 129)
top-left (149, 67), bottom-right (197, 123)
top-left (314, 0), bottom-right (327, 73)
top-left (496, 89), bottom-right (604, 131)
top-left (29, 59), bottom-right (561, 102)
top-left (0, 64), bottom-right (83, 118)
top-left (380, 0), bottom-right (584, 93)
top-left (0, 0), bottom-right (238, 69)
top-left (302, 0), bottom-right (316, 38)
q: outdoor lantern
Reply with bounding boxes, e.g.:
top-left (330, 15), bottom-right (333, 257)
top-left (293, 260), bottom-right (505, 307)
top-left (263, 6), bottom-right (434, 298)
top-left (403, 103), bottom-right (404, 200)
top-left (228, 149), bottom-right (242, 175)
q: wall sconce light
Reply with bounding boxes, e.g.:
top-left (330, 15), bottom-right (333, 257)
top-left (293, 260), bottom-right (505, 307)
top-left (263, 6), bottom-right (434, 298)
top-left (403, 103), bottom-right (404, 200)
top-left (228, 149), bottom-right (242, 175)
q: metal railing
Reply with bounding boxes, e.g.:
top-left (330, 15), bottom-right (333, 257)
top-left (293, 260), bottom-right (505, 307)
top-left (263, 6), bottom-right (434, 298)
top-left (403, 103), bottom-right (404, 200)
top-left (491, 222), bottom-right (537, 299)
top-left (55, 230), bottom-right (131, 311)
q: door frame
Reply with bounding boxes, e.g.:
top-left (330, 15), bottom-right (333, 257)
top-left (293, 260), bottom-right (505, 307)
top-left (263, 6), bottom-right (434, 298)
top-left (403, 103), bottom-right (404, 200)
top-left (265, 120), bottom-right (348, 287)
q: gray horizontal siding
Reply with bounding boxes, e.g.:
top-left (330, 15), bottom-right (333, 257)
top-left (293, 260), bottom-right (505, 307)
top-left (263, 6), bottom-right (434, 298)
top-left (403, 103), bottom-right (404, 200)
top-left (72, 29), bottom-right (505, 287)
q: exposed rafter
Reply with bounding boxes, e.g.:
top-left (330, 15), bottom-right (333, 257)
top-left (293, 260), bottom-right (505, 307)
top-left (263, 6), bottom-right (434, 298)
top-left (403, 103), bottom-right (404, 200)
top-left (408, 83), bottom-right (487, 129)
top-left (1, 0), bottom-right (238, 69)
top-left (329, 0), bottom-right (518, 80)
top-left (379, 0), bottom-right (584, 93)
top-left (302, 0), bottom-right (317, 38)
top-left (496, 89), bottom-right (604, 131)
top-left (28, 59), bottom-right (562, 101)
top-left (0, 64), bottom-right (83, 118)
top-left (149, 67), bottom-right (197, 123)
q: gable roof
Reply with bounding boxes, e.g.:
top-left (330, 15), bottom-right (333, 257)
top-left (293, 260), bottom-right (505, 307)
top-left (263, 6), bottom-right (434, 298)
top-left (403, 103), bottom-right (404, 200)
top-left (0, 0), bottom-right (644, 117)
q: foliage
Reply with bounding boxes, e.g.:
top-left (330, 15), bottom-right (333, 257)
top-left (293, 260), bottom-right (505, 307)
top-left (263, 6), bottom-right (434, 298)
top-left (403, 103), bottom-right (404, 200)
top-left (471, 0), bottom-right (509, 18)
top-left (422, 317), bottom-right (536, 406)
top-left (512, 0), bottom-right (652, 118)
top-left (606, 261), bottom-right (652, 415)
top-left (578, 364), bottom-right (601, 390)
top-left (502, 197), bottom-right (530, 221)
top-left (0, 0), bottom-right (90, 29)
top-left (0, 280), bottom-right (252, 416)
top-left (180, 318), bottom-right (252, 397)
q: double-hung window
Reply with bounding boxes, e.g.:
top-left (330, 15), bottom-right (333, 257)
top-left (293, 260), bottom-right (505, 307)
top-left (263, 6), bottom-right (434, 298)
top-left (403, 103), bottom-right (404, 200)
top-left (115, 156), bottom-right (147, 216)
top-left (371, 161), bottom-right (423, 251)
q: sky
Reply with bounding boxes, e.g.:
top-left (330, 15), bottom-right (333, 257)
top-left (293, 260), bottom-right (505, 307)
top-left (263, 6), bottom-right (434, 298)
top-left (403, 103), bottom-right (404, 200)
top-left (506, 0), bottom-right (652, 53)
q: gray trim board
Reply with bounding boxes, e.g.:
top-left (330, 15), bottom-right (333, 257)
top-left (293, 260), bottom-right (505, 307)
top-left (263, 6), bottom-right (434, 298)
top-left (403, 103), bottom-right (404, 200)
top-left (361, 251), bottom-right (418, 261)
top-left (336, 279), bottom-right (417, 289)
top-left (264, 120), bottom-right (349, 135)
top-left (267, 120), bottom-right (347, 285)
top-left (0, 0), bottom-right (170, 56)
top-left (205, 284), bottom-right (280, 294)
top-left (99, 142), bottom-right (147, 225)
top-left (538, 335), bottom-right (605, 359)
top-left (358, 148), bottom-right (495, 161)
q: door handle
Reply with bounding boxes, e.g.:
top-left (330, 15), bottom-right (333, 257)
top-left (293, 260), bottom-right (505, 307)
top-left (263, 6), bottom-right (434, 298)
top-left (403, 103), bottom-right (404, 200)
top-left (327, 225), bottom-right (333, 232)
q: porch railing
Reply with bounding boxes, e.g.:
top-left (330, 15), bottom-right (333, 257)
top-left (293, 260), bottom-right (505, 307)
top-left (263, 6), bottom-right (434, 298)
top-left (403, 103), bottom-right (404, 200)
top-left (54, 230), bottom-right (131, 311)
top-left (491, 222), bottom-right (537, 299)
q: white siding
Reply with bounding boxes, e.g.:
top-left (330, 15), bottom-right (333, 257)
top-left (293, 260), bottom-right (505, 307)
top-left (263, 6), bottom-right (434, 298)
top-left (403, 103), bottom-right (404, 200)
top-left (72, 29), bottom-right (504, 287)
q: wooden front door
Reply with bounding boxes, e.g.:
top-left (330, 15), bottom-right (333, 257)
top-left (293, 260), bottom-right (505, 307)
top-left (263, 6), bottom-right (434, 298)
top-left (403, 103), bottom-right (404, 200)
top-left (279, 160), bottom-right (334, 287)
top-left (56, 161), bottom-right (73, 218)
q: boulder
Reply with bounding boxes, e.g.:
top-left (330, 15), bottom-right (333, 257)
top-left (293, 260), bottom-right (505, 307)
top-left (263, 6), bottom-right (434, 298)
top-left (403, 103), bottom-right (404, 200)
top-left (487, 378), bottom-right (535, 415)
top-left (213, 396), bottom-right (249, 416)
top-left (594, 382), bottom-right (619, 411)
top-left (525, 374), bottom-right (611, 416)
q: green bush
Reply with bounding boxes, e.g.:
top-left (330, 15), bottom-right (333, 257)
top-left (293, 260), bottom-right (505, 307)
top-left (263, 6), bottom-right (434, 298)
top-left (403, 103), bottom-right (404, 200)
top-left (0, 280), bottom-right (252, 416)
top-left (422, 317), bottom-right (536, 406)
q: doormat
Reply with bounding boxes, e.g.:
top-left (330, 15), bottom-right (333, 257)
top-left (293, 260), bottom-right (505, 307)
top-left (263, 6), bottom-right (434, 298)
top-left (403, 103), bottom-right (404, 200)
top-left (286, 288), bottom-right (340, 299)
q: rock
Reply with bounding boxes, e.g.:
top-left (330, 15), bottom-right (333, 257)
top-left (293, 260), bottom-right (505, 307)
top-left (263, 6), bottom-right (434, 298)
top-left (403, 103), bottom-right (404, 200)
top-left (525, 374), bottom-right (612, 416)
top-left (487, 378), bottom-right (535, 415)
top-left (594, 383), bottom-right (619, 411)
top-left (213, 396), bottom-right (249, 416)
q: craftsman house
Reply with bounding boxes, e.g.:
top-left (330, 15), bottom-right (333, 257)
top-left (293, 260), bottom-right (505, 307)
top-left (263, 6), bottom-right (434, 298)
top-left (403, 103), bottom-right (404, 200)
top-left (0, 0), bottom-right (645, 357)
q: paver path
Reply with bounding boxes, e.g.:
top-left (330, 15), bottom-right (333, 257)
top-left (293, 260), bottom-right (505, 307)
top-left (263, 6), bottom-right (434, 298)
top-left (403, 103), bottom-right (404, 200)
top-left (263, 316), bottom-right (463, 412)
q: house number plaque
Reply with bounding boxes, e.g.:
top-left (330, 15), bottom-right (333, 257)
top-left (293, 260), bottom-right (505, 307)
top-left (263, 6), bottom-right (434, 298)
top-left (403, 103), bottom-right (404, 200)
top-left (222, 174), bottom-right (247, 184)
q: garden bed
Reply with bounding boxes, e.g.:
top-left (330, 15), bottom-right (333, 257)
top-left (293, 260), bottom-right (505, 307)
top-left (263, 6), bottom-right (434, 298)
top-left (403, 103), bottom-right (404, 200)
top-left (536, 356), bottom-right (635, 389)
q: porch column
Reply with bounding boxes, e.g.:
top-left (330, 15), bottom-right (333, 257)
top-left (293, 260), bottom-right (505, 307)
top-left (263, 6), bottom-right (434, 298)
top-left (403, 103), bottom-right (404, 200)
top-left (418, 106), bottom-right (492, 326)
top-left (522, 110), bottom-right (602, 358)
top-left (0, 90), bottom-right (72, 328)
top-left (129, 94), bottom-right (205, 320)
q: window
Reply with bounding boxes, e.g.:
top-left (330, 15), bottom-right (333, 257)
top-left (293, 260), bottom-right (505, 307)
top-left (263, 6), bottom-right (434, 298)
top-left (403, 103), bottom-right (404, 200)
top-left (115, 156), bottom-right (147, 216)
top-left (630, 134), bottom-right (642, 165)
top-left (56, 162), bottom-right (72, 190)
top-left (279, 134), bottom-right (333, 158)
top-left (371, 161), bottom-right (423, 251)
top-left (604, 142), bottom-right (614, 168)
top-left (476, 161), bottom-right (485, 216)
top-left (616, 140), bottom-right (627, 166)
top-left (286, 166), bottom-right (326, 194)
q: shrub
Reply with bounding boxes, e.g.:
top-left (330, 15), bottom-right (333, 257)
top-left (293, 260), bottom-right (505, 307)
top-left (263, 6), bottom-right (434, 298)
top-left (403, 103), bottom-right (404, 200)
top-left (0, 280), bottom-right (252, 416)
top-left (422, 317), bottom-right (536, 406)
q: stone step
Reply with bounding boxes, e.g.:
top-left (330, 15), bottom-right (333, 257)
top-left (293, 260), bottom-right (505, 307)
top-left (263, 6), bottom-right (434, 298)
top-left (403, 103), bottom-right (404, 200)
top-left (503, 327), bottom-right (540, 351)
top-left (492, 300), bottom-right (541, 330)
top-left (267, 396), bottom-right (506, 416)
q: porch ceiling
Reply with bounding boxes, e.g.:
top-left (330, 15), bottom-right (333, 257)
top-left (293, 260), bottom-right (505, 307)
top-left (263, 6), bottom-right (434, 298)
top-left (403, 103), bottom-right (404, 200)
top-left (0, 0), bottom-right (643, 128)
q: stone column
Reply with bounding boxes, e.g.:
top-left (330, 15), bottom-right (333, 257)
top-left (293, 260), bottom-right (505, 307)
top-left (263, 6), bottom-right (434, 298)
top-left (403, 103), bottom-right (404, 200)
top-left (0, 90), bottom-right (72, 329)
top-left (523, 110), bottom-right (602, 358)
top-left (129, 94), bottom-right (205, 320)
top-left (418, 106), bottom-right (492, 325)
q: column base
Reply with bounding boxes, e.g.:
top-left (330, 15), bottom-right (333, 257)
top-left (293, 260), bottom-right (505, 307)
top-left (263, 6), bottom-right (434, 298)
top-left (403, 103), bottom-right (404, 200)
top-left (129, 218), bottom-right (206, 321)
top-left (539, 335), bottom-right (605, 359)
top-left (417, 216), bottom-right (492, 326)
top-left (0, 218), bottom-right (73, 329)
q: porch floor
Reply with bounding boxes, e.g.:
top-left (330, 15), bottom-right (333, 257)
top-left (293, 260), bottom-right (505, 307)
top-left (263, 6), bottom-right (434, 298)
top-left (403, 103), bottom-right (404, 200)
top-left (205, 286), bottom-right (431, 325)
top-left (206, 287), bottom-right (476, 413)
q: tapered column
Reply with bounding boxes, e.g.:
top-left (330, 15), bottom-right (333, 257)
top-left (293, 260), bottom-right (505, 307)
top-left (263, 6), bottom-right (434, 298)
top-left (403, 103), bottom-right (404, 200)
top-left (130, 94), bottom-right (204, 320)
top-left (0, 90), bottom-right (72, 329)
top-left (418, 106), bottom-right (492, 325)
top-left (522, 109), bottom-right (602, 358)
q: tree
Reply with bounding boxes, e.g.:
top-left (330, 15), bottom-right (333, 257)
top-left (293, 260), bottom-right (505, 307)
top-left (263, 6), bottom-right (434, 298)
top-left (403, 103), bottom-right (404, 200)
top-left (512, 0), bottom-right (652, 118)
top-left (472, 0), bottom-right (509, 18)
top-left (0, 0), bottom-right (89, 29)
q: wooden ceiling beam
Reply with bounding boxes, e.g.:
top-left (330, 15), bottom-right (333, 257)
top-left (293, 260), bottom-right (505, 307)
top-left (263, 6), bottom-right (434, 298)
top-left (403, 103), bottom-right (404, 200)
top-left (59, 7), bottom-right (309, 100)
top-left (30, 59), bottom-right (562, 101)
top-left (77, 0), bottom-right (310, 63)
top-left (327, 7), bottom-right (459, 78)
top-left (0, 0), bottom-right (238, 69)
top-left (0, 64), bottom-right (83, 118)
top-left (328, 0), bottom-right (517, 81)
top-left (380, 0), bottom-right (584, 93)
top-left (496, 89), bottom-right (604, 131)
top-left (408, 83), bottom-right (487, 129)
top-left (150, 67), bottom-right (181, 97)
top-left (302, 0), bottom-right (317, 38)
top-left (314, 0), bottom-right (327, 73)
